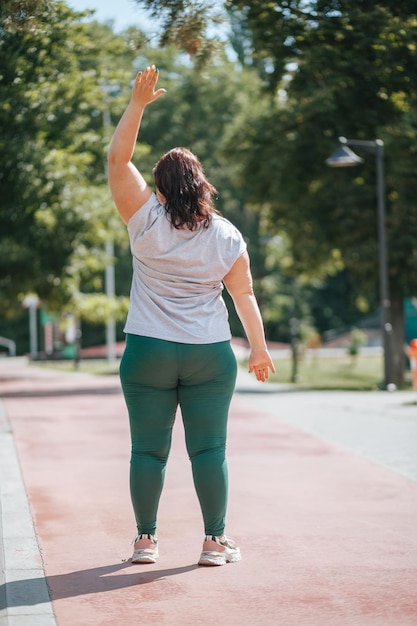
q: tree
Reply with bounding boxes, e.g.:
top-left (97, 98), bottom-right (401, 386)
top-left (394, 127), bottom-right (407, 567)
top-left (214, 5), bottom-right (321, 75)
top-left (0, 0), bottom-right (51, 29)
top-left (130, 0), bottom-right (417, 386)
top-left (227, 1), bottom-right (417, 386)
top-left (134, 0), bottom-right (224, 64)
top-left (0, 4), bottom-right (269, 351)
top-left (0, 3), bottom-right (134, 319)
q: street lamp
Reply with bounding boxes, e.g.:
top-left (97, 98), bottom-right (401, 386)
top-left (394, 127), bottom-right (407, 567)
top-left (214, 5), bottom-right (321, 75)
top-left (326, 136), bottom-right (394, 390)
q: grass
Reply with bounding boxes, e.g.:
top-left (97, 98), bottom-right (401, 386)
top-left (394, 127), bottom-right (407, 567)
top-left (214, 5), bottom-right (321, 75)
top-left (34, 358), bottom-right (121, 376)
top-left (267, 353), bottom-right (412, 391)
top-left (33, 353), bottom-right (413, 391)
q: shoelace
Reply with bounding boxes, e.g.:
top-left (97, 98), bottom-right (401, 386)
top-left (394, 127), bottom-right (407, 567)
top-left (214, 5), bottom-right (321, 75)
top-left (133, 534), bottom-right (157, 544)
top-left (207, 535), bottom-right (228, 546)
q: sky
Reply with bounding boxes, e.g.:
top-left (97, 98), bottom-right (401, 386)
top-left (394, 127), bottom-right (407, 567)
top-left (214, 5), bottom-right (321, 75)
top-left (67, 0), bottom-right (155, 33)
top-left (66, 0), bottom-right (228, 41)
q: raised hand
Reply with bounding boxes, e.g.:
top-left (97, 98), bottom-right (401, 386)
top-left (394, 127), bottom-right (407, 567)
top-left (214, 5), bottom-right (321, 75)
top-left (131, 64), bottom-right (166, 108)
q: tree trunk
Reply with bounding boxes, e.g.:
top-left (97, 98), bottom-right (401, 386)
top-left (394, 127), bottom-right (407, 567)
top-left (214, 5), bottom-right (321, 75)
top-left (391, 296), bottom-right (405, 388)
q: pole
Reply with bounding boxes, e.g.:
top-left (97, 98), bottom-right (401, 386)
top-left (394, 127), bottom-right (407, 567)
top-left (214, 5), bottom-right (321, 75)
top-left (29, 305), bottom-right (38, 359)
top-left (375, 141), bottom-right (394, 388)
top-left (331, 138), bottom-right (394, 389)
top-left (102, 83), bottom-right (116, 363)
top-left (290, 279), bottom-right (299, 383)
top-left (23, 295), bottom-right (39, 360)
top-left (105, 239), bottom-right (116, 362)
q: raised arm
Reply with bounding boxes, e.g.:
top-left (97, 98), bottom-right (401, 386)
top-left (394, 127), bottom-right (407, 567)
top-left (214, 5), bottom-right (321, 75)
top-left (107, 65), bottom-right (166, 224)
top-left (223, 251), bottom-right (276, 382)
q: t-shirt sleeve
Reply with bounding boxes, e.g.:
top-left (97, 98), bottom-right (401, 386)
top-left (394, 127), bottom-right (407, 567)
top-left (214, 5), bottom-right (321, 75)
top-left (227, 224), bottom-right (247, 271)
top-left (237, 230), bottom-right (247, 258)
top-left (126, 193), bottom-right (162, 244)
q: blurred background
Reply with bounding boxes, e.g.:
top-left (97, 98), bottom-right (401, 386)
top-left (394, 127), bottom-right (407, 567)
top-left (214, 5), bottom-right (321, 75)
top-left (0, 0), bottom-right (416, 389)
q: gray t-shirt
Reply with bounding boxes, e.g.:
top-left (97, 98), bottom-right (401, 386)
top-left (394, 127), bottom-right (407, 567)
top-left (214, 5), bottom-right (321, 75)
top-left (124, 193), bottom-right (247, 344)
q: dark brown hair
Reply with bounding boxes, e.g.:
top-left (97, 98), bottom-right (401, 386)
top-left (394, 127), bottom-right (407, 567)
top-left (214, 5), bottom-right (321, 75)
top-left (153, 147), bottom-right (220, 230)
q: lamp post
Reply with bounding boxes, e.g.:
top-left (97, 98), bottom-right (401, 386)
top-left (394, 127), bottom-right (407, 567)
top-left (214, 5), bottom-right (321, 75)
top-left (105, 239), bottom-right (116, 362)
top-left (22, 294), bottom-right (39, 360)
top-left (102, 82), bottom-right (117, 363)
top-left (326, 136), bottom-right (394, 389)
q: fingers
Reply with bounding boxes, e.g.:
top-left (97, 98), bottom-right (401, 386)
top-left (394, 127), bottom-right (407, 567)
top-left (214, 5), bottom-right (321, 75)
top-left (249, 365), bottom-right (267, 382)
top-left (254, 367), bottom-right (270, 382)
top-left (152, 87), bottom-right (167, 102)
top-left (136, 65), bottom-right (158, 85)
top-left (134, 65), bottom-right (166, 102)
top-left (249, 357), bottom-right (276, 382)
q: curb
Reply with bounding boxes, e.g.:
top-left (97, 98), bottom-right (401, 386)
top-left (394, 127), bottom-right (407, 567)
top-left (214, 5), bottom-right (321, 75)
top-left (0, 399), bottom-right (57, 626)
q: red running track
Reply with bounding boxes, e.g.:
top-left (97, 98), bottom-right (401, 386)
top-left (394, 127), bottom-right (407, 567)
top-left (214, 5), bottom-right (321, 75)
top-left (1, 360), bottom-right (417, 626)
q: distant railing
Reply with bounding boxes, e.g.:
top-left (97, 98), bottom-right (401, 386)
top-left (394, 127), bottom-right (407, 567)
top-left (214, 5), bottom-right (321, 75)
top-left (0, 337), bottom-right (16, 356)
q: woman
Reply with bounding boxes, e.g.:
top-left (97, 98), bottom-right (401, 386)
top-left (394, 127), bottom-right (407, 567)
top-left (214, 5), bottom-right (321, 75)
top-left (108, 65), bottom-right (275, 567)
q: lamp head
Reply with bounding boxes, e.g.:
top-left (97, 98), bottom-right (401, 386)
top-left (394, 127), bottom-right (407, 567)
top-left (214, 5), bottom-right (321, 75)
top-left (326, 144), bottom-right (364, 167)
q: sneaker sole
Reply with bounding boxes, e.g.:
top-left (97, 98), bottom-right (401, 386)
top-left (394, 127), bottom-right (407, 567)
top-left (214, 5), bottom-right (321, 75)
top-left (131, 549), bottom-right (159, 564)
top-left (198, 551), bottom-right (242, 566)
top-left (131, 556), bottom-right (158, 564)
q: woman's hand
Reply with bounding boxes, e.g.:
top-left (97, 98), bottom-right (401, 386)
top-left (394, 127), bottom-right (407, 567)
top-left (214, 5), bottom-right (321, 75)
top-left (131, 65), bottom-right (166, 108)
top-left (248, 348), bottom-right (276, 382)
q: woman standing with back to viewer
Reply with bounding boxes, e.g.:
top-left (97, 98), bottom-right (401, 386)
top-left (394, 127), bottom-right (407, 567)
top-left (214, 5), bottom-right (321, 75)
top-left (107, 65), bottom-right (275, 567)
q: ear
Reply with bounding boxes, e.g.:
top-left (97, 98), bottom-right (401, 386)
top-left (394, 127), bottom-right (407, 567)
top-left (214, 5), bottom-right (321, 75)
top-left (156, 188), bottom-right (167, 205)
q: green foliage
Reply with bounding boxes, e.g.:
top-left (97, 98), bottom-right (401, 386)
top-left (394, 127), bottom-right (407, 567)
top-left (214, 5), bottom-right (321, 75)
top-left (5, 0), bottom-right (414, 361)
top-left (348, 328), bottom-right (367, 357)
top-left (0, 2), bottom-right (134, 318)
top-left (224, 1), bottom-right (417, 385)
top-left (130, 1), bottom-right (417, 295)
top-left (0, 0), bottom-right (51, 30)
top-left (225, 2), bottom-right (417, 296)
top-left (134, 0), bottom-right (224, 65)
top-left (0, 4), bottom-right (270, 344)
top-left (128, 1), bottom-right (417, 389)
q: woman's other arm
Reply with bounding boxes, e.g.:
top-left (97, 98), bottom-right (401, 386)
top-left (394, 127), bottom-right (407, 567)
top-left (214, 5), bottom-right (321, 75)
top-left (107, 65), bottom-right (166, 224)
top-left (223, 251), bottom-right (276, 382)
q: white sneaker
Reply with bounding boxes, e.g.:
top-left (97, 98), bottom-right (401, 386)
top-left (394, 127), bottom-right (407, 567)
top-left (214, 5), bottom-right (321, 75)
top-left (131, 534), bottom-right (159, 564)
top-left (198, 535), bottom-right (241, 566)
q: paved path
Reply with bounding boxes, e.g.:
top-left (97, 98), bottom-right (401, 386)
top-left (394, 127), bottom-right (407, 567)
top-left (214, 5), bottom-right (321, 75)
top-left (0, 358), bottom-right (417, 626)
top-left (235, 373), bottom-right (417, 482)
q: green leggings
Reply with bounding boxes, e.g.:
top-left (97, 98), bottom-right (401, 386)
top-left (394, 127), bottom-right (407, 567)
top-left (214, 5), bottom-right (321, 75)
top-left (119, 334), bottom-right (237, 536)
